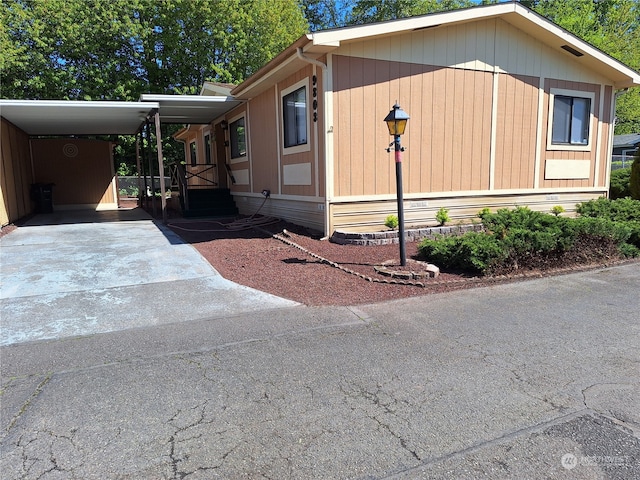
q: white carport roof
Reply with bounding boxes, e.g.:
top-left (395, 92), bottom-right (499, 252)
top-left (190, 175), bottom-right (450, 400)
top-left (0, 95), bottom-right (243, 136)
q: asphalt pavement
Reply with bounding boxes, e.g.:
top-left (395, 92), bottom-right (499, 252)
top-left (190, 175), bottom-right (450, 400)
top-left (1, 261), bottom-right (638, 479)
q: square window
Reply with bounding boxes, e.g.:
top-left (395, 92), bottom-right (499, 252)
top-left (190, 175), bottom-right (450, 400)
top-left (283, 86), bottom-right (307, 148)
top-left (551, 95), bottom-right (591, 146)
top-left (230, 117), bottom-right (246, 159)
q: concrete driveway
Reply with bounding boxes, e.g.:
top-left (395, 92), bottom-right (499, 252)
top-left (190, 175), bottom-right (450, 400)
top-left (0, 209), bottom-right (298, 345)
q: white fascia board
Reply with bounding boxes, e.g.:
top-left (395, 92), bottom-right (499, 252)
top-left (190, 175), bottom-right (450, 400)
top-left (309, 2), bottom-right (515, 46)
top-left (513, 5), bottom-right (640, 87)
top-left (0, 99), bottom-right (159, 110)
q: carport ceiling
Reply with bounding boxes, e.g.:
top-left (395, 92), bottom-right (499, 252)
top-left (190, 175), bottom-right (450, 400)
top-left (0, 95), bottom-right (243, 136)
top-left (0, 100), bottom-right (159, 136)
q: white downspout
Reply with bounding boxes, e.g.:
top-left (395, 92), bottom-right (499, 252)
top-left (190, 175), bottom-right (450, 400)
top-left (296, 47), bottom-right (331, 236)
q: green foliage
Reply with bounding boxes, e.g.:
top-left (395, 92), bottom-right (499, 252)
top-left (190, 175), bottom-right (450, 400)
top-left (576, 197), bottom-right (640, 222)
top-left (609, 168), bottom-right (632, 199)
top-left (435, 207), bottom-right (451, 226)
top-left (550, 205), bottom-right (565, 216)
top-left (384, 214), bottom-right (399, 230)
top-left (419, 204), bottom-right (640, 275)
top-left (577, 197), bottom-right (640, 249)
top-left (419, 232), bottom-right (507, 275)
top-left (631, 149), bottom-right (640, 200)
top-left (1, 0), bottom-right (308, 100)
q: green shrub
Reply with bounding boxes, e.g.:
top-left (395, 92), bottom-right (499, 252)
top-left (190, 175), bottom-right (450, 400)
top-left (420, 204), bottom-right (640, 276)
top-left (609, 168), bottom-right (631, 199)
top-left (419, 232), bottom-right (506, 275)
top-left (384, 214), bottom-right (399, 230)
top-left (435, 207), bottom-right (450, 226)
top-left (550, 205), bottom-right (565, 216)
top-left (576, 197), bottom-right (640, 222)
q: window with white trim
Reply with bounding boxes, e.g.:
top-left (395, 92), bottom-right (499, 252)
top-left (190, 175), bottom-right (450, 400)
top-left (230, 117), bottom-right (246, 159)
top-left (281, 79), bottom-right (310, 154)
top-left (548, 88), bottom-right (595, 151)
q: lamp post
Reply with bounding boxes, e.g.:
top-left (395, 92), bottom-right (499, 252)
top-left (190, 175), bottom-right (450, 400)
top-left (384, 103), bottom-right (410, 266)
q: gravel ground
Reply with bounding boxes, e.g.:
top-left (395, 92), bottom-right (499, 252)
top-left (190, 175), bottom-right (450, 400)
top-left (166, 216), bottom-right (634, 306)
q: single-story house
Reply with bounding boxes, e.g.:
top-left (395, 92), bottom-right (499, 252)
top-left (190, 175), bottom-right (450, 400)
top-left (176, 2), bottom-right (640, 235)
top-left (613, 133), bottom-right (640, 161)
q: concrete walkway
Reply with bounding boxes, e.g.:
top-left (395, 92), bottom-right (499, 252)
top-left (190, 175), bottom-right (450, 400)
top-left (1, 263), bottom-right (638, 479)
top-left (0, 209), bottom-right (298, 345)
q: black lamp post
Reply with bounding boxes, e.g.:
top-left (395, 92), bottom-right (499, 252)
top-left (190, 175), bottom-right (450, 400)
top-left (384, 103), bottom-right (410, 266)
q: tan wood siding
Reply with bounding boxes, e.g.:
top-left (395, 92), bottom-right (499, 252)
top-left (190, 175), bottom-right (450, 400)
top-left (30, 138), bottom-right (116, 207)
top-left (1, 118), bottom-right (34, 225)
top-left (333, 55), bottom-right (492, 198)
top-left (248, 89), bottom-right (279, 194)
top-left (337, 18), bottom-right (610, 85)
top-left (540, 79), bottom-right (600, 190)
top-left (494, 74), bottom-right (539, 189)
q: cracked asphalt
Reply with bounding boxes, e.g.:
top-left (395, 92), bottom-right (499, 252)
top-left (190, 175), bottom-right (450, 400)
top-left (1, 263), bottom-right (639, 479)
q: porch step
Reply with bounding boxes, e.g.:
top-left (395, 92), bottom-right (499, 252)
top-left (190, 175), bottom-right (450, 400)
top-left (183, 188), bottom-right (238, 218)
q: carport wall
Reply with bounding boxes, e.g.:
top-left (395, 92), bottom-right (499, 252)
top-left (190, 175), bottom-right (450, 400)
top-left (30, 138), bottom-right (118, 210)
top-left (1, 118), bottom-right (34, 226)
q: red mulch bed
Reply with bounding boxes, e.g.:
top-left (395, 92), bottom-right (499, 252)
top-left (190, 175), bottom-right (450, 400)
top-left (164, 216), bottom-right (634, 306)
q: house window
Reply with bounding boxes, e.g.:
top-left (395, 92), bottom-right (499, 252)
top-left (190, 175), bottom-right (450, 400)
top-left (281, 78), bottom-right (310, 154)
top-left (204, 133), bottom-right (212, 165)
top-left (190, 141), bottom-right (197, 166)
top-left (548, 88), bottom-right (595, 151)
top-left (230, 117), bottom-right (246, 159)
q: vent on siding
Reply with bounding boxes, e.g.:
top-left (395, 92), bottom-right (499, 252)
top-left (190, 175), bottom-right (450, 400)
top-left (561, 45), bottom-right (584, 57)
top-left (413, 24), bottom-right (441, 31)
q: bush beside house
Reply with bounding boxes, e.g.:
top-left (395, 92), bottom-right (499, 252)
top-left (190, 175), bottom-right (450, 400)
top-left (418, 201), bottom-right (640, 276)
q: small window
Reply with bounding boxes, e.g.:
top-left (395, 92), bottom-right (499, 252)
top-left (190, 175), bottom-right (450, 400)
top-left (230, 117), bottom-right (246, 159)
top-left (204, 134), bottom-right (212, 165)
top-left (283, 85), bottom-right (307, 148)
top-left (189, 141), bottom-right (197, 166)
top-left (547, 88), bottom-right (595, 151)
top-left (551, 95), bottom-right (591, 145)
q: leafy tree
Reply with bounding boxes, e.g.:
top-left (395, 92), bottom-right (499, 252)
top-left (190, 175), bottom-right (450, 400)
top-left (1, 0), bottom-right (308, 170)
top-left (1, 0), bottom-right (308, 100)
top-left (347, 0), bottom-right (476, 24)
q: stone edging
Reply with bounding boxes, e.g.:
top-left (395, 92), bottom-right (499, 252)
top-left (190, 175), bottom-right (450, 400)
top-left (330, 224), bottom-right (484, 245)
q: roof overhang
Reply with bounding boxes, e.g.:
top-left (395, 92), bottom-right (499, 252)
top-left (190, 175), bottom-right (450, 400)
top-left (0, 100), bottom-right (158, 136)
top-left (139, 94), bottom-right (243, 124)
top-left (0, 95), bottom-right (244, 136)
top-left (232, 2), bottom-right (640, 98)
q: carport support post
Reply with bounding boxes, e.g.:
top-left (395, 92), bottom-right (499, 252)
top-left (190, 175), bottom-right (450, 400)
top-left (145, 121), bottom-right (156, 215)
top-left (154, 110), bottom-right (168, 224)
top-left (135, 133), bottom-right (143, 206)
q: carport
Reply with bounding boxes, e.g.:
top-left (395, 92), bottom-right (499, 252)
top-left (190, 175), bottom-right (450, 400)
top-left (1, 94), bottom-right (242, 225)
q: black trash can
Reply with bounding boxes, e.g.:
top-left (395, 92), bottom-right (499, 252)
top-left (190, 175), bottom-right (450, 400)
top-left (31, 183), bottom-right (54, 213)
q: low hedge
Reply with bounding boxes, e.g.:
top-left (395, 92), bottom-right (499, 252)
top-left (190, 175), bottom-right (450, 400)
top-left (418, 203), bottom-right (640, 276)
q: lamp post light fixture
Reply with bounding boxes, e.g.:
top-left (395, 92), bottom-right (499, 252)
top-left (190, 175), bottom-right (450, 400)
top-left (384, 103), bottom-right (410, 266)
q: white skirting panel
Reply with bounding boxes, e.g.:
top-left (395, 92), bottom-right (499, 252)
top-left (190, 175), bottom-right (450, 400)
top-left (234, 194), bottom-right (325, 232)
top-left (331, 190), bottom-right (607, 233)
